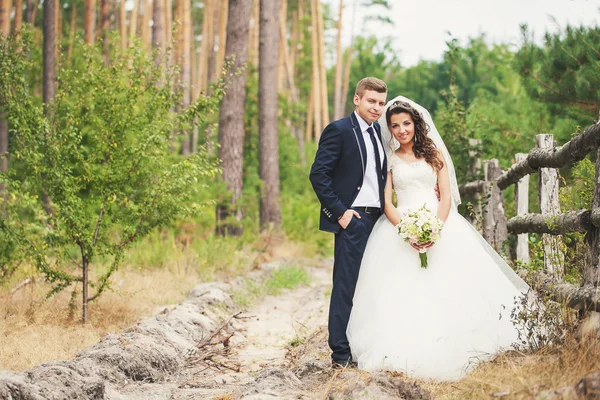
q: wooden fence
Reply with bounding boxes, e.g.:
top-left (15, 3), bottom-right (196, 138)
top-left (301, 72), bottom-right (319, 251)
top-left (458, 121), bottom-right (600, 313)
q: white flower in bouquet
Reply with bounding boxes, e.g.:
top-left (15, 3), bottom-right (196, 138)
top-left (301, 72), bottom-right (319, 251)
top-left (396, 205), bottom-right (444, 268)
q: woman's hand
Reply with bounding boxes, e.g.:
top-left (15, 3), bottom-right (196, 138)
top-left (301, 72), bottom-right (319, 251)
top-left (411, 242), bottom-right (433, 251)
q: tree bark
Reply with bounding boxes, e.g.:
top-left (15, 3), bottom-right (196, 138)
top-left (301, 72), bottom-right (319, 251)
top-left (213, 0), bottom-right (227, 81)
top-left (25, 0), bottom-right (34, 24)
top-left (0, 0), bottom-right (11, 35)
top-left (14, 0), bottom-right (23, 33)
top-left (164, 0), bottom-right (171, 49)
top-left (247, 0), bottom-right (258, 67)
top-left (586, 147), bottom-right (600, 286)
top-left (43, 0), bottom-right (56, 104)
top-left (118, 0), bottom-right (126, 51)
top-left (515, 153), bottom-right (530, 263)
top-left (482, 159), bottom-right (508, 253)
top-left (140, 0), bottom-right (151, 50)
top-left (518, 268), bottom-right (600, 313)
top-left (129, 0), bottom-right (139, 45)
top-left (67, 2), bottom-right (76, 62)
top-left (216, 0), bottom-right (251, 236)
top-left (100, 0), bottom-right (111, 63)
top-left (309, 0), bottom-right (321, 140)
top-left (0, 0), bottom-right (11, 213)
top-left (180, 0), bottom-right (190, 156)
top-left (458, 180), bottom-right (485, 197)
top-left (196, 0), bottom-right (212, 96)
top-left (508, 209), bottom-right (592, 235)
top-left (537, 134), bottom-right (564, 279)
top-left (84, 0), bottom-right (96, 44)
top-left (332, 0), bottom-right (343, 120)
top-left (315, 0), bottom-right (327, 127)
top-left (151, 0), bottom-right (164, 63)
top-left (497, 122), bottom-right (600, 190)
top-left (259, 0), bottom-right (281, 229)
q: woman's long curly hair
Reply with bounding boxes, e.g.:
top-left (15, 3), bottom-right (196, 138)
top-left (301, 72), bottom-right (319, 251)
top-left (386, 101), bottom-right (443, 171)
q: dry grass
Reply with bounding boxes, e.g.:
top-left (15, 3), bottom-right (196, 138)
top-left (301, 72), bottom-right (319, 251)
top-left (0, 232), bottom-right (309, 372)
top-left (426, 332), bottom-right (600, 399)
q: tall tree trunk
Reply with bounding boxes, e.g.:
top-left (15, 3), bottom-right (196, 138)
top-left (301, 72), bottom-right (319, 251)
top-left (84, 0), bottom-right (96, 44)
top-left (216, 0), bottom-right (251, 236)
top-left (332, 0), bottom-right (343, 120)
top-left (128, 0), bottom-right (139, 45)
top-left (164, 0), bottom-right (171, 62)
top-left (180, 0), bottom-right (190, 156)
top-left (259, 0), bottom-right (281, 229)
top-left (340, 2), bottom-right (355, 116)
top-left (67, 2), bottom-right (76, 62)
top-left (309, 0), bottom-right (321, 140)
top-left (196, 0), bottom-right (212, 95)
top-left (212, 0), bottom-right (227, 81)
top-left (276, 0), bottom-right (286, 92)
top-left (43, 0), bottom-right (56, 104)
top-left (100, 0), bottom-right (110, 63)
top-left (140, 0), bottom-right (150, 50)
top-left (25, 0), bottom-right (34, 24)
top-left (247, 0), bottom-right (258, 67)
top-left (14, 0), bottom-right (23, 33)
top-left (151, 0), bottom-right (164, 65)
top-left (315, 0), bottom-right (327, 126)
top-left (0, 0), bottom-right (9, 214)
top-left (118, 0), bottom-right (126, 51)
top-left (206, 0), bottom-right (218, 83)
top-left (0, 0), bottom-right (11, 35)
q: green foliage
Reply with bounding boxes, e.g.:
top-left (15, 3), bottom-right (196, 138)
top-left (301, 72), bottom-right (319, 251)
top-left (434, 86), bottom-right (474, 183)
top-left (0, 35), bottom-right (223, 308)
top-left (516, 24), bottom-right (600, 123)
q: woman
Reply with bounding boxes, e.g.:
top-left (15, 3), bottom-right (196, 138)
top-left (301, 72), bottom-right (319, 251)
top-left (346, 96), bottom-right (529, 381)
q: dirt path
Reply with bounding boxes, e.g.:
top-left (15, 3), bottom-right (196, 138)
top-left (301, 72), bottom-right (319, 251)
top-left (0, 259), bottom-right (432, 400)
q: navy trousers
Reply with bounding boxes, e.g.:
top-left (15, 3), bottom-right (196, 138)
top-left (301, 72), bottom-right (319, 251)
top-left (328, 209), bottom-right (380, 363)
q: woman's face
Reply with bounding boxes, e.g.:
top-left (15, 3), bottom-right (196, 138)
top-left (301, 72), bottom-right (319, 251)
top-left (389, 112), bottom-right (415, 146)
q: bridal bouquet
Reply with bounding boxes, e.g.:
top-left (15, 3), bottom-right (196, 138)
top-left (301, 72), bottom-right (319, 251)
top-left (396, 205), bottom-right (444, 268)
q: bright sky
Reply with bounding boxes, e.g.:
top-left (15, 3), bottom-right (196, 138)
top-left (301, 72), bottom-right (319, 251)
top-left (333, 0), bottom-right (600, 67)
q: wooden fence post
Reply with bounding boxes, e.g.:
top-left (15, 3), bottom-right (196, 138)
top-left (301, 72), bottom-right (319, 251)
top-left (585, 147), bottom-right (600, 286)
top-left (468, 138), bottom-right (482, 221)
top-left (536, 134), bottom-right (564, 279)
top-left (515, 153), bottom-right (530, 263)
top-left (483, 159), bottom-right (508, 254)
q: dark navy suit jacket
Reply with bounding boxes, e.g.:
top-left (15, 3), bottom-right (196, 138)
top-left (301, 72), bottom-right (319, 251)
top-left (309, 112), bottom-right (388, 234)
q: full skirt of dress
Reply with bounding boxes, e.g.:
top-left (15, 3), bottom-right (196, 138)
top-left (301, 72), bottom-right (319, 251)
top-left (346, 208), bottom-right (529, 381)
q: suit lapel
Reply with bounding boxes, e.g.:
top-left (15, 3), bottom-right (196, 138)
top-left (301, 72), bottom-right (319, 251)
top-left (350, 113), bottom-right (367, 176)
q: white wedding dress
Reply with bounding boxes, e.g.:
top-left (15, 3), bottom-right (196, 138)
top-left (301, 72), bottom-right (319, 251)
top-left (346, 154), bottom-right (530, 381)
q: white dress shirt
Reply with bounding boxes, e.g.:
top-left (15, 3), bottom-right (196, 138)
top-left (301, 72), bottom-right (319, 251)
top-left (352, 111), bottom-right (385, 208)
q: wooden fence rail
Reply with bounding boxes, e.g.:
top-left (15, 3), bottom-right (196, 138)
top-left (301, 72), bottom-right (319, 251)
top-left (458, 121), bottom-right (600, 312)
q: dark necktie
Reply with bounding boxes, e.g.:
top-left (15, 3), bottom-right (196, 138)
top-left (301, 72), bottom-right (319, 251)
top-left (367, 127), bottom-right (384, 210)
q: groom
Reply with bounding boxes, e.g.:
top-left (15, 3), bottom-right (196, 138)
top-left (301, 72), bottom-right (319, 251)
top-left (309, 77), bottom-right (388, 368)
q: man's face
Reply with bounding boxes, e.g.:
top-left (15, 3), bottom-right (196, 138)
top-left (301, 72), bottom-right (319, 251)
top-left (354, 90), bottom-right (387, 124)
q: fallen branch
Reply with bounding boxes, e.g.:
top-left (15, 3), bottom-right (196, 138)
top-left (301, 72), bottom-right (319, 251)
top-left (497, 122), bottom-right (600, 190)
top-left (10, 277), bottom-right (35, 294)
top-left (458, 180), bottom-right (487, 197)
top-left (518, 269), bottom-right (600, 312)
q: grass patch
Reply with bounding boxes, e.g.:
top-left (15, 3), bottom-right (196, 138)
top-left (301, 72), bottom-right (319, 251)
top-left (233, 265), bottom-right (310, 307)
top-left (266, 266), bottom-right (310, 295)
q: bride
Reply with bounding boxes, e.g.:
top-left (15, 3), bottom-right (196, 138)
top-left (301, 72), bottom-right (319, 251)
top-left (346, 96), bottom-right (530, 381)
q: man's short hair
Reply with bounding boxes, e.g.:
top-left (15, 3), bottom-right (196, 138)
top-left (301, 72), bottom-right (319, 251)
top-left (354, 77), bottom-right (387, 98)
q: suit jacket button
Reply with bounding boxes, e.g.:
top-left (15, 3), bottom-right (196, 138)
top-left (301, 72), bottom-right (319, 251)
top-left (357, 186), bottom-right (361, 190)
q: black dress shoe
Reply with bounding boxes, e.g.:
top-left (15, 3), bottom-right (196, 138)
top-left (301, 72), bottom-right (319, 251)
top-left (331, 359), bottom-right (358, 369)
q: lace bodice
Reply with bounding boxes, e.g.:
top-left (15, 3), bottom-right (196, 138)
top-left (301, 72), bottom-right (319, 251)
top-left (389, 154), bottom-right (439, 212)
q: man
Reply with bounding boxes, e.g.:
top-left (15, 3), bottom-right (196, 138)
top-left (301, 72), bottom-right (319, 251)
top-left (309, 77), bottom-right (388, 368)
